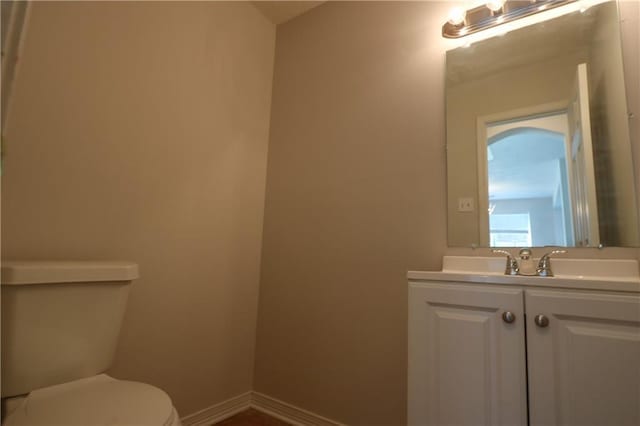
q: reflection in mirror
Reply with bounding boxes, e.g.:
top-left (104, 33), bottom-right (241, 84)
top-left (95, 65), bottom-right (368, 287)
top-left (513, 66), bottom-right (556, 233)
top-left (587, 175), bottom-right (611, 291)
top-left (446, 0), bottom-right (639, 248)
top-left (487, 113), bottom-right (573, 247)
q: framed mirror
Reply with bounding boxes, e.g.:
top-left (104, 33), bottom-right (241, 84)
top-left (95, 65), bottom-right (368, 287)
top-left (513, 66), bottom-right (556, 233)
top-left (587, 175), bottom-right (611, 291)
top-left (446, 0), bottom-right (639, 248)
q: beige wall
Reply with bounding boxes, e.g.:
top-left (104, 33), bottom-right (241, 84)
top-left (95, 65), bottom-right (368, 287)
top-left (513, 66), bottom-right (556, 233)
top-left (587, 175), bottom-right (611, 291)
top-left (3, 1), bottom-right (640, 425)
top-left (1, 1), bottom-right (275, 417)
top-left (255, 1), bottom-right (640, 424)
top-left (254, 2), bottom-right (450, 424)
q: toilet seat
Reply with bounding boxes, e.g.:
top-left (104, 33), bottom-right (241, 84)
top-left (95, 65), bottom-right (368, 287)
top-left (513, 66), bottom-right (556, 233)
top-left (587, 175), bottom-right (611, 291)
top-left (3, 374), bottom-right (181, 426)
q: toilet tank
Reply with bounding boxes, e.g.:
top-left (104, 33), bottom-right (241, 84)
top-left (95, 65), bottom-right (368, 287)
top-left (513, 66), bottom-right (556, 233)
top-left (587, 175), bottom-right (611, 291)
top-left (1, 261), bottom-right (139, 397)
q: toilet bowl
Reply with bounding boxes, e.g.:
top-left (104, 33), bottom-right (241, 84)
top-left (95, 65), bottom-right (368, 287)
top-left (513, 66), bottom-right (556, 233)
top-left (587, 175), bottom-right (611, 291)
top-left (3, 375), bottom-right (182, 426)
top-left (1, 261), bottom-right (182, 426)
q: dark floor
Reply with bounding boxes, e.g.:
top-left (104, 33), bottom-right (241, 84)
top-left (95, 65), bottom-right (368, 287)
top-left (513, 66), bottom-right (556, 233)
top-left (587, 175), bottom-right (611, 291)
top-left (214, 408), bottom-right (291, 426)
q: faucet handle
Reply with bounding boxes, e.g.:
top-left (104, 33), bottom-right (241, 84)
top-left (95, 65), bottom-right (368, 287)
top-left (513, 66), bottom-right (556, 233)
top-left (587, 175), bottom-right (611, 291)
top-left (491, 249), bottom-right (519, 276)
top-left (537, 249), bottom-right (567, 277)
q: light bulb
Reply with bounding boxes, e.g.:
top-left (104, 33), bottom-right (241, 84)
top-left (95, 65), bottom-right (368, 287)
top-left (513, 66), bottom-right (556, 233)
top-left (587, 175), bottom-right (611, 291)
top-left (486, 0), bottom-right (505, 12)
top-left (448, 7), bottom-right (466, 26)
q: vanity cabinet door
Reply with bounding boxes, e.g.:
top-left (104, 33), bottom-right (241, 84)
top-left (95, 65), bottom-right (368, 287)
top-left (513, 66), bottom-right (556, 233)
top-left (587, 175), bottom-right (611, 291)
top-left (408, 283), bottom-right (527, 426)
top-left (526, 289), bottom-right (640, 426)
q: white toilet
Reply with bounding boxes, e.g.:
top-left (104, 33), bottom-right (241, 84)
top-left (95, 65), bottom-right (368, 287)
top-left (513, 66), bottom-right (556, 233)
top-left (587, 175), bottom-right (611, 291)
top-left (1, 261), bottom-right (182, 426)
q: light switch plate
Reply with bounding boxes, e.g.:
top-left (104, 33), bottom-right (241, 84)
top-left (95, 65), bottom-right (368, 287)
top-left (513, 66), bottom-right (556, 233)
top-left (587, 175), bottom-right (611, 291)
top-left (458, 197), bottom-right (474, 212)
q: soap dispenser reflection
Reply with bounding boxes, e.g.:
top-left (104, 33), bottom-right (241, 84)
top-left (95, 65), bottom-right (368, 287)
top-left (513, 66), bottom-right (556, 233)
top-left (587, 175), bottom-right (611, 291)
top-left (518, 248), bottom-right (537, 276)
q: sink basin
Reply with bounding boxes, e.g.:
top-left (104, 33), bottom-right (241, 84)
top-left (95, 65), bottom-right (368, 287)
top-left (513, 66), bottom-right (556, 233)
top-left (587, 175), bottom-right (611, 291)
top-left (408, 255), bottom-right (640, 292)
top-left (442, 256), bottom-right (639, 280)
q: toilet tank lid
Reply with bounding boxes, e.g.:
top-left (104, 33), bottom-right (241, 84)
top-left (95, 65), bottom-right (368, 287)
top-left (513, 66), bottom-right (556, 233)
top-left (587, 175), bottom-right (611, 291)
top-left (1, 261), bottom-right (139, 285)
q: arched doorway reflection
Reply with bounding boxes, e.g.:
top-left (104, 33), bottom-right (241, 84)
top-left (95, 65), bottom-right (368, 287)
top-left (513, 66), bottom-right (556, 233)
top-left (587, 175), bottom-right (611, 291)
top-left (487, 124), bottom-right (572, 247)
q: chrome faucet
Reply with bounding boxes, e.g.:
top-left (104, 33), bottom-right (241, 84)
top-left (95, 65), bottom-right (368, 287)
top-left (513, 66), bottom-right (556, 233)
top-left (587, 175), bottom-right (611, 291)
top-left (536, 249), bottom-right (567, 277)
top-left (491, 248), bottom-right (568, 277)
top-left (491, 249), bottom-right (519, 275)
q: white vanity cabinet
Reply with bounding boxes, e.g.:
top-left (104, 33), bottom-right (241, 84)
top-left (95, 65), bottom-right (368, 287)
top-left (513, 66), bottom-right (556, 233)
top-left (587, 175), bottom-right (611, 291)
top-left (408, 279), bottom-right (640, 426)
top-left (526, 289), bottom-right (640, 426)
top-left (408, 283), bottom-right (528, 425)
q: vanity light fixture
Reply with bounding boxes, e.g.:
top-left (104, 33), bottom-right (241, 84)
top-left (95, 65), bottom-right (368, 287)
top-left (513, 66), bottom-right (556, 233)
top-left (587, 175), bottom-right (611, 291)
top-left (442, 0), bottom-right (577, 38)
top-left (486, 0), bottom-right (506, 13)
top-left (448, 6), bottom-right (467, 26)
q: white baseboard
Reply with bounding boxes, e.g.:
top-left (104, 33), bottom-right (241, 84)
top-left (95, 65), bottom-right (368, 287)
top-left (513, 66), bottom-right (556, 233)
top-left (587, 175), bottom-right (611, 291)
top-left (181, 391), bottom-right (344, 426)
top-left (251, 392), bottom-right (344, 426)
top-left (181, 391), bottom-right (251, 426)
